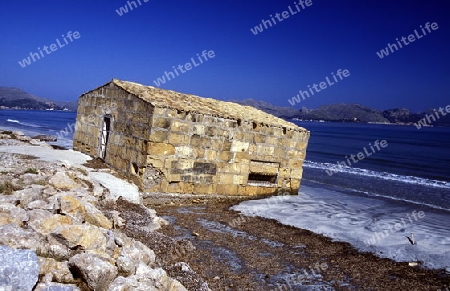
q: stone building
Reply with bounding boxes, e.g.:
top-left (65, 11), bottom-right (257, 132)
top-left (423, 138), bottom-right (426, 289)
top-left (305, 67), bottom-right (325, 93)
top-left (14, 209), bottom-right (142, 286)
top-left (73, 79), bottom-right (310, 196)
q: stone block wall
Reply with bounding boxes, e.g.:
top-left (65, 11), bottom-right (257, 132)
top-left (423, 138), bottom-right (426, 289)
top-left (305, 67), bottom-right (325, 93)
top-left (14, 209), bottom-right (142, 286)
top-left (144, 107), bottom-right (310, 196)
top-left (73, 84), bottom-right (154, 177)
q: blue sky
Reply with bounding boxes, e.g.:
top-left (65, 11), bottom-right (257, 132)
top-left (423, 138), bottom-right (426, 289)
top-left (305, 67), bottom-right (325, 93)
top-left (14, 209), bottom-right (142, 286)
top-left (0, 0), bottom-right (449, 111)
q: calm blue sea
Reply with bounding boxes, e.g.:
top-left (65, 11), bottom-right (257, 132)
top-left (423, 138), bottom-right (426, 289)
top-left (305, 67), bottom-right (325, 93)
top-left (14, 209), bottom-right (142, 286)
top-left (0, 110), bottom-right (76, 148)
top-left (296, 121), bottom-right (450, 211)
top-left (1, 110), bottom-right (450, 270)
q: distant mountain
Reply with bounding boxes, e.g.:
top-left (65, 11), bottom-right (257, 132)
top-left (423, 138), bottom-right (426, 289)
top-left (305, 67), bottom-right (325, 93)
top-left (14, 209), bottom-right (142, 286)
top-left (297, 103), bottom-right (389, 123)
top-left (0, 87), bottom-right (77, 111)
top-left (231, 99), bottom-right (450, 127)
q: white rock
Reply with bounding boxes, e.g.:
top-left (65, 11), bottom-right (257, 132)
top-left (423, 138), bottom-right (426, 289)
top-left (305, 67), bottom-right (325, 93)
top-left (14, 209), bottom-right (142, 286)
top-left (29, 139), bottom-right (45, 146)
top-left (0, 224), bottom-right (47, 254)
top-left (89, 172), bottom-right (141, 203)
top-left (26, 200), bottom-right (50, 210)
top-left (14, 187), bottom-right (43, 207)
top-left (49, 172), bottom-right (80, 190)
top-left (34, 282), bottom-right (81, 291)
top-left (108, 264), bottom-right (187, 291)
top-left (68, 253), bottom-right (118, 291)
top-left (118, 240), bottom-right (156, 271)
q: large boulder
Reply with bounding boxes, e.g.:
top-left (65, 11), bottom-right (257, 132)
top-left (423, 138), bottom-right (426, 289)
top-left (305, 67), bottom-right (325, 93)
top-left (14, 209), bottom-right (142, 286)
top-left (29, 213), bottom-right (73, 236)
top-left (68, 253), bottom-right (118, 291)
top-left (38, 257), bottom-right (76, 284)
top-left (0, 224), bottom-right (47, 254)
top-left (108, 264), bottom-right (187, 291)
top-left (116, 239), bottom-right (156, 276)
top-left (84, 202), bottom-right (113, 229)
top-left (51, 224), bottom-right (106, 251)
top-left (0, 203), bottom-right (28, 226)
top-left (59, 194), bottom-right (112, 229)
top-left (49, 172), bottom-right (80, 190)
top-left (14, 186), bottom-right (44, 208)
top-left (0, 245), bottom-right (39, 291)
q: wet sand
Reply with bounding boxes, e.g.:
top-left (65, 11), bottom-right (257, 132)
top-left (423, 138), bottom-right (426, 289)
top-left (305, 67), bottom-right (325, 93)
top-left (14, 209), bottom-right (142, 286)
top-left (149, 199), bottom-right (449, 291)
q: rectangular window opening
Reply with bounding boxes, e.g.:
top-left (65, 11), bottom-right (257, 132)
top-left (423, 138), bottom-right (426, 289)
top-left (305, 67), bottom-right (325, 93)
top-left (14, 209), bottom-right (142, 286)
top-left (248, 172), bottom-right (277, 185)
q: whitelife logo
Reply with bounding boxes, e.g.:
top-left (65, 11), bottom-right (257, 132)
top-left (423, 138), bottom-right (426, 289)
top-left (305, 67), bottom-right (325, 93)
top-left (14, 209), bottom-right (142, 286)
top-left (326, 139), bottom-right (388, 176)
top-left (376, 22), bottom-right (439, 59)
top-left (115, 0), bottom-right (149, 16)
top-left (152, 50), bottom-right (215, 87)
top-left (414, 105), bottom-right (450, 129)
top-left (250, 0), bottom-right (313, 35)
top-left (364, 210), bottom-right (426, 246)
top-left (288, 69), bottom-right (350, 106)
top-left (18, 31), bottom-right (81, 68)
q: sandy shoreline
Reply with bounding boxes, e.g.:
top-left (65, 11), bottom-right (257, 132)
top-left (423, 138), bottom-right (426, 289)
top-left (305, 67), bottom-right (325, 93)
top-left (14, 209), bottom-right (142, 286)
top-left (0, 130), bottom-right (449, 290)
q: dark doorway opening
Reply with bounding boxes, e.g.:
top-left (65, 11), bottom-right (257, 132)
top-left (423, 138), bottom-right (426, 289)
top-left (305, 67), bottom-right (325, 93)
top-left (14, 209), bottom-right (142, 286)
top-left (99, 115), bottom-right (111, 159)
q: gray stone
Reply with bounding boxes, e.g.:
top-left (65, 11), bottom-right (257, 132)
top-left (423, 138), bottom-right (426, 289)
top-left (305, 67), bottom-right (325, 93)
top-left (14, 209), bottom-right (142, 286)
top-left (45, 235), bottom-right (71, 261)
top-left (123, 240), bottom-right (155, 267)
top-left (107, 264), bottom-right (187, 291)
top-left (38, 257), bottom-right (76, 285)
top-left (0, 245), bottom-right (39, 291)
top-left (68, 253), bottom-right (118, 291)
top-left (29, 138), bottom-right (46, 146)
top-left (14, 186), bottom-right (44, 208)
top-left (0, 203), bottom-right (28, 225)
top-left (27, 209), bottom-right (54, 233)
top-left (34, 283), bottom-right (81, 291)
top-left (16, 135), bottom-right (32, 142)
top-left (109, 211), bottom-right (125, 228)
top-left (27, 199), bottom-right (51, 210)
top-left (116, 255), bottom-right (135, 277)
top-left (0, 195), bottom-right (19, 205)
top-left (33, 135), bottom-right (57, 142)
top-left (0, 133), bottom-right (11, 139)
top-left (0, 224), bottom-right (47, 254)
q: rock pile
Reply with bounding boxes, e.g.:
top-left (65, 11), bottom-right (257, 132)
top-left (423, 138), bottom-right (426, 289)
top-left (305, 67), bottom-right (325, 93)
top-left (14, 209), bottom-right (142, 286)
top-left (0, 135), bottom-right (198, 290)
top-left (0, 131), bottom-right (54, 148)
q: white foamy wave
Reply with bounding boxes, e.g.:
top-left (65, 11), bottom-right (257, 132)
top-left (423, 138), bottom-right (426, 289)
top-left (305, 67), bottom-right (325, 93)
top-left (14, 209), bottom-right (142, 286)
top-left (304, 160), bottom-right (450, 189)
top-left (6, 119), bottom-right (42, 128)
top-left (232, 186), bottom-right (450, 272)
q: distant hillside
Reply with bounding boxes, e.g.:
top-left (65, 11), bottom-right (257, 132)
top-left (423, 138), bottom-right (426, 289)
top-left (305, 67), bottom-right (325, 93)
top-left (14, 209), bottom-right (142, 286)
top-left (231, 99), bottom-right (450, 127)
top-left (298, 103), bottom-right (388, 123)
top-left (0, 87), bottom-right (77, 111)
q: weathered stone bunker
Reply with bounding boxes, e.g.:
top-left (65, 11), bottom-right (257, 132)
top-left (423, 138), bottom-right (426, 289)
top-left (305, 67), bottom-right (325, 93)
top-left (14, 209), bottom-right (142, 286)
top-left (73, 79), bottom-right (310, 196)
